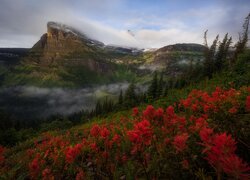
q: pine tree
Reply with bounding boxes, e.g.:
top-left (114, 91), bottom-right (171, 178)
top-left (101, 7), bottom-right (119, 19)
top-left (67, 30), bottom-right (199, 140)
top-left (157, 72), bottom-right (164, 97)
top-left (95, 100), bottom-right (102, 115)
top-left (118, 90), bottom-right (123, 105)
top-left (233, 13), bottom-right (250, 64)
top-left (124, 82), bottom-right (136, 107)
top-left (164, 82), bottom-right (168, 96)
top-left (225, 36), bottom-right (232, 68)
top-left (147, 71), bottom-right (158, 100)
top-left (204, 32), bottom-right (219, 79)
top-left (215, 33), bottom-right (228, 71)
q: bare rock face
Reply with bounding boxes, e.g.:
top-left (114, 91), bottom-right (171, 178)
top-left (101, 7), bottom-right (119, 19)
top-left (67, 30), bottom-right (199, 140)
top-left (25, 22), bottom-right (112, 74)
top-left (30, 22), bottom-right (95, 65)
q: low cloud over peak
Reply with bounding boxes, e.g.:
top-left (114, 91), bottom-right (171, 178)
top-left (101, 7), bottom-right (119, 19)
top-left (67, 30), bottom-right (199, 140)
top-left (0, 0), bottom-right (249, 48)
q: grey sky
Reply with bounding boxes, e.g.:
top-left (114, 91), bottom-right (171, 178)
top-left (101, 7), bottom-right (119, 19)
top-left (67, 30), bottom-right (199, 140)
top-left (0, 0), bottom-right (249, 48)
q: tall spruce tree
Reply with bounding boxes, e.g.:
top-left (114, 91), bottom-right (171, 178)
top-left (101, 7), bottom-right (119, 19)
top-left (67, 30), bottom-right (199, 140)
top-left (124, 82), bottom-right (136, 106)
top-left (215, 33), bottom-right (228, 71)
top-left (225, 36), bottom-right (232, 67)
top-left (158, 72), bottom-right (164, 97)
top-left (164, 82), bottom-right (168, 96)
top-left (233, 13), bottom-right (250, 64)
top-left (147, 71), bottom-right (158, 100)
top-left (204, 32), bottom-right (219, 79)
top-left (118, 90), bottom-right (123, 105)
top-left (95, 100), bottom-right (102, 115)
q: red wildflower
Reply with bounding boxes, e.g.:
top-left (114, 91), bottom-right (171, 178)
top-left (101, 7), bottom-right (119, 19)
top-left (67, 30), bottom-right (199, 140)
top-left (164, 137), bottom-right (171, 145)
top-left (166, 106), bottom-right (175, 117)
top-left (228, 107), bottom-right (237, 114)
top-left (76, 170), bottom-right (85, 180)
top-left (102, 151), bottom-right (109, 159)
top-left (143, 105), bottom-right (155, 118)
top-left (42, 168), bottom-right (51, 178)
top-left (221, 154), bottom-right (250, 179)
top-left (212, 133), bottom-right (236, 155)
top-left (172, 133), bottom-right (189, 152)
top-left (155, 108), bottom-right (164, 118)
top-left (191, 104), bottom-right (198, 112)
top-left (181, 98), bottom-right (191, 108)
top-left (132, 107), bottom-right (139, 116)
top-left (127, 119), bottom-right (153, 145)
top-left (121, 154), bottom-right (128, 163)
top-left (112, 134), bottom-right (121, 144)
top-left (90, 125), bottom-right (101, 137)
top-left (203, 105), bottom-right (210, 113)
top-left (127, 130), bottom-right (140, 144)
top-left (100, 127), bottom-right (110, 139)
top-left (29, 155), bottom-right (40, 177)
top-left (90, 143), bottom-right (98, 152)
top-left (199, 127), bottom-right (213, 143)
top-left (65, 143), bottom-right (83, 163)
top-left (193, 117), bottom-right (208, 131)
top-left (246, 96), bottom-right (250, 112)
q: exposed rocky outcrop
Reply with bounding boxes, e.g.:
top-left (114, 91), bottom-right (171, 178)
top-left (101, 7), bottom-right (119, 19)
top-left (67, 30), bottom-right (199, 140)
top-left (24, 22), bottom-right (113, 74)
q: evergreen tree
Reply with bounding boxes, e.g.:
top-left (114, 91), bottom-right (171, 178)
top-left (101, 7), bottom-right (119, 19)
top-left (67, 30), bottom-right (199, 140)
top-left (168, 78), bottom-right (174, 89)
top-left (164, 82), bottom-right (168, 96)
top-left (233, 13), bottom-right (250, 64)
top-left (147, 71), bottom-right (158, 100)
top-left (118, 90), bottom-right (123, 105)
top-left (157, 72), bottom-right (164, 97)
top-left (95, 100), bottom-right (102, 115)
top-left (224, 36), bottom-right (232, 67)
top-left (124, 82), bottom-right (136, 107)
top-left (204, 32), bottom-right (219, 79)
top-left (215, 33), bottom-right (228, 71)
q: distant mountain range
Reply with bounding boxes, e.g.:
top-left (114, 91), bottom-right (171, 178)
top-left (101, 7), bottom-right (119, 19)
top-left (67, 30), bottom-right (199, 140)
top-left (0, 22), bottom-right (205, 87)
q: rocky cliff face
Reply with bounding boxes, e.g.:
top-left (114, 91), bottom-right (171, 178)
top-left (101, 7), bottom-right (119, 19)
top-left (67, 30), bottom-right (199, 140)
top-left (24, 22), bottom-right (113, 74)
top-left (29, 22), bottom-right (100, 64)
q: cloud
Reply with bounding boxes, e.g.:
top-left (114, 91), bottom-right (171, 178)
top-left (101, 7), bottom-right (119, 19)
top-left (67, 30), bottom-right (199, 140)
top-left (0, 83), bottom-right (129, 118)
top-left (0, 0), bottom-right (249, 48)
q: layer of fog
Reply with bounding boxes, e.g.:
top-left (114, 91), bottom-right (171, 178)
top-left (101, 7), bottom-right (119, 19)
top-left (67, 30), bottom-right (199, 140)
top-left (0, 83), bottom-right (147, 119)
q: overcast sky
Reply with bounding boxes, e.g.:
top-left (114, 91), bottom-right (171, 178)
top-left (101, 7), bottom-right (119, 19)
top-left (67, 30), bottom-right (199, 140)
top-left (0, 0), bottom-right (249, 48)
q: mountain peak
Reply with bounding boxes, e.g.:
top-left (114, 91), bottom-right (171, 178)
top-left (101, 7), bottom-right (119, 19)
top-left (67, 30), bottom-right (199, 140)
top-left (46, 21), bottom-right (104, 47)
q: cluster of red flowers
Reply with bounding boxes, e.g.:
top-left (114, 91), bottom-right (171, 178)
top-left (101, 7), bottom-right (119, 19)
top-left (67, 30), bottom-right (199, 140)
top-left (65, 143), bottom-right (83, 163)
top-left (200, 128), bottom-right (250, 179)
top-left (127, 119), bottom-right (153, 154)
top-left (179, 87), bottom-right (242, 115)
top-left (1, 87), bottom-right (250, 179)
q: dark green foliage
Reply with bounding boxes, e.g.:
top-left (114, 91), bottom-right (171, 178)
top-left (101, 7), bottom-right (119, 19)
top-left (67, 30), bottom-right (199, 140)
top-left (124, 82), bottom-right (137, 107)
top-left (204, 33), bottom-right (219, 79)
top-left (93, 97), bottom-right (116, 116)
top-left (158, 72), bottom-right (164, 97)
top-left (95, 100), bottom-right (102, 115)
top-left (230, 49), bottom-right (250, 87)
top-left (215, 33), bottom-right (229, 71)
top-left (164, 83), bottom-right (169, 96)
top-left (118, 90), bottom-right (123, 105)
top-left (40, 119), bottom-right (73, 132)
top-left (147, 71), bottom-right (158, 100)
top-left (233, 13), bottom-right (250, 64)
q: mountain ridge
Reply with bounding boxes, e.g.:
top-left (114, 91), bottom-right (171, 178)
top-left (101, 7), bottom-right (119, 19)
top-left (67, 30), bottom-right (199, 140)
top-left (0, 21), bottom-right (206, 87)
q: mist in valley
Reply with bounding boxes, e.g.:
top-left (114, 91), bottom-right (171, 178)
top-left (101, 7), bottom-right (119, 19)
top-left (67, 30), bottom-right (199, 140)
top-left (0, 83), bottom-right (147, 119)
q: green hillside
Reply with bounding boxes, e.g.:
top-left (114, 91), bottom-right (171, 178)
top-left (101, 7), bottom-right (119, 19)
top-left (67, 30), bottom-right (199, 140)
top-left (0, 46), bottom-right (249, 179)
top-left (1, 15), bottom-right (250, 180)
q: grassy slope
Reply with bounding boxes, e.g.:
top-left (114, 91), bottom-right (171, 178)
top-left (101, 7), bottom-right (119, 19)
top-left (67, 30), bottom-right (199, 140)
top-left (2, 59), bottom-right (249, 178)
top-left (1, 47), bottom-right (204, 88)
